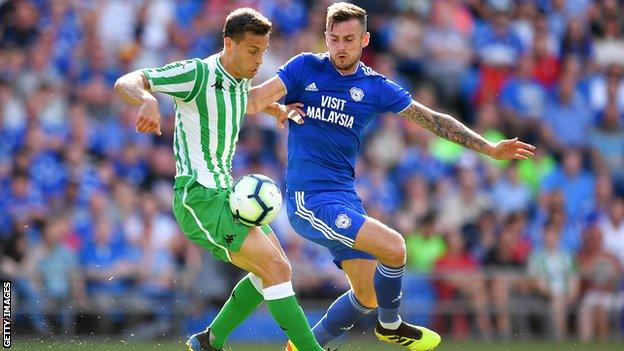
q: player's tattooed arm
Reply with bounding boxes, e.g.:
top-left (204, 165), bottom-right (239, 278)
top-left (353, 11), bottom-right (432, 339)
top-left (398, 100), bottom-right (536, 160)
top-left (398, 100), bottom-right (493, 154)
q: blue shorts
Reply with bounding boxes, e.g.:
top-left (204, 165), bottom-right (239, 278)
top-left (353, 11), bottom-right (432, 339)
top-left (286, 190), bottom-right (375, 268)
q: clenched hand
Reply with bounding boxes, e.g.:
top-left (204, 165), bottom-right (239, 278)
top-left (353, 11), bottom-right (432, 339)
top-left (135, 96), bottom-right (161, 136)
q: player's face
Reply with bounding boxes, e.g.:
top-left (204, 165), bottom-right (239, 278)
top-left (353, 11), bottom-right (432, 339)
top-left (325, 19), bottom-right (370, 72)
top-left (226, 32), bottom-right (270, 79)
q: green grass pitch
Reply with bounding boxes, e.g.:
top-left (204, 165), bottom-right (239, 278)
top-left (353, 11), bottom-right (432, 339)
top-left (9, 339), bottom-right (624, 351)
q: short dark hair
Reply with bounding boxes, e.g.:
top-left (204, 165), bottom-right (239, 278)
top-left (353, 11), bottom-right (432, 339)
top-left (326, 2), bottom-right (367, 31)
top-left (223, 8), bottom-right (272, 42)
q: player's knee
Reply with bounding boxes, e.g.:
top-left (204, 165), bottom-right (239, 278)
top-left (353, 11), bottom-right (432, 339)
top-left (381, 235), bottom-right (406, 267)
top-left (258, 256), bottom-right (292, 285)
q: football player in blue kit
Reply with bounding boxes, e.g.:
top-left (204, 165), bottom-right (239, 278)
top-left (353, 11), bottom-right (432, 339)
top-left (248, 2), bottom-right (536, 350)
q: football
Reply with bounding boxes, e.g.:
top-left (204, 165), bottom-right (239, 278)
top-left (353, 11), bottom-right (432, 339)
top-left (229, 174), bottom-right (283, 226)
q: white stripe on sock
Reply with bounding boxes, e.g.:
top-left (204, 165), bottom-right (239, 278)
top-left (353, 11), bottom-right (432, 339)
top-left (378, 264), bottom-right (405, 274)
top-left (377, 264), bottom-right (405, 278)
top-left (348, 291), bottom-right (372, 313)
top-left (263, 281), bottom-right (295, 300)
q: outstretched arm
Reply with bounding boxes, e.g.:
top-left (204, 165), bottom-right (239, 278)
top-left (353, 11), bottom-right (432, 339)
top-left (247, 75), bottom-right (288, 114)
top-left (247, 75), bottom-right (304, 128)
top-left (398, 100), bottom-right (535, 160)
top-left (114, 71), bottom-right (161, 135)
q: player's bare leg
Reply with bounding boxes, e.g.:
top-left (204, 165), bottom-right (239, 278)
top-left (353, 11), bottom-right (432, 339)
top-left (342, 259), bottom-right (378, 309)
top-left (188, 226), bottom-right (323, 351)
top-left (187, 227), bottom-right (270, 350)
top-left (232, 227), bottom-right (324, 350)
top-left (290, 218), bottom-right (440, 350)
top-left (352, 217), bottom-right (441, 351)
top-left (290, 260), bottom-right (377, 349)
top-left (266, 231), bottom-right (289, 262)
top-left (229, 227), bottom-right (292, 286)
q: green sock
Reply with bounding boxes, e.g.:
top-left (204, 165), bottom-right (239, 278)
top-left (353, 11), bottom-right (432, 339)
top-left (209, 275), bottom-right (264, 349)
top-left (264, 283), bottom-right (323, 351)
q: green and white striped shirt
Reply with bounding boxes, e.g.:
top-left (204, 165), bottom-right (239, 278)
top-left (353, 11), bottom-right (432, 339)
top-left (143, 53), bottom-right (250, 189)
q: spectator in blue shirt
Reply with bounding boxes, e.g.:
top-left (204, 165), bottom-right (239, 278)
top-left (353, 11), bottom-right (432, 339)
top-left (263, 0), bottom-right (308, 36)
top-left (30, 149), bottom-right (67, 202)
top-left (474, 9), bottom-right (524, 67)
top-left (356, 165), bottom-right (401, 218)
top-left (81, 218), bottom-right (133, 297)
top-left (30, 216), bottom-right (85, 330)
top-left (423, 2), bottom-right (472, 104)
top-left (541, 149), bottom-right (595, 218)
top-left (499, 54), bottom-right (547, 140)
top-left (560, 18), bottom-right (593, 63)
top-left (589, 101), bottom-right (624, 187)
top-left (491, 163), bottom-right (532, 216)
top-left (7, 171), bottom-right (46, 229)
top-left (541, 72), bottom-right (594, 150)
top-left (81, 217), bottom-right (135, 329)
top-left (112, 142), bottom-right (148, 187)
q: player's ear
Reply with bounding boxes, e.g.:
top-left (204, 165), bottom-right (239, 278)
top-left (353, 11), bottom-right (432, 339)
top-left (224, 37), bottom-right (233, 51)
top-left (362, 32), bottom-right (370, 48)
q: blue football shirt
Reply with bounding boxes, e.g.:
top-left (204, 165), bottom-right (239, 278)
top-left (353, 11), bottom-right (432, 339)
top-left (277, 52), bottom-right (412, 192)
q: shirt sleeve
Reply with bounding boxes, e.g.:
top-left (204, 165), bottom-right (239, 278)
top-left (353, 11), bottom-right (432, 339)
top-left (276, 53), bottom-right (307, 95)
top-left (379, 77), bottom-right (412, 114)
top-left (142, 59), bottom-right (200, 101)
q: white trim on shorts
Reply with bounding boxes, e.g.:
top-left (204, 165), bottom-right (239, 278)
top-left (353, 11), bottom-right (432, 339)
top-left (181, 177), bottom-right (231, 261)
top-left (293, 191), bottom-right (355, 248)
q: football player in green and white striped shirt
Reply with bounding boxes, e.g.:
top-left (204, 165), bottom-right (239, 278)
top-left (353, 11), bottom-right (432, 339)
top-left (114, 8), bottom-right (321, 351)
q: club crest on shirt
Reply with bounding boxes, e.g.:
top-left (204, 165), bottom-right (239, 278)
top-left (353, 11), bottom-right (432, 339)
top-left (349, 87), bottom-right (364, 102)
top-left (335, 213), bottom-right (351, 229)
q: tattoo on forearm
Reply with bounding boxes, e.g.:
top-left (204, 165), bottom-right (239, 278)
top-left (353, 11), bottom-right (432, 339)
top-left (398, 101), bottom-right (491, 154)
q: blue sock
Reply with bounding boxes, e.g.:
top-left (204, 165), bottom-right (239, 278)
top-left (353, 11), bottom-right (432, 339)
top-left (374, 263), bottom-right (405, 326)
top-left (312, 290), bottom-right (373, 346)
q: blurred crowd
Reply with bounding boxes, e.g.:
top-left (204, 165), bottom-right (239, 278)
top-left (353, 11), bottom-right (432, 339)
top-left (1, 0), bottom-right (624, 342)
